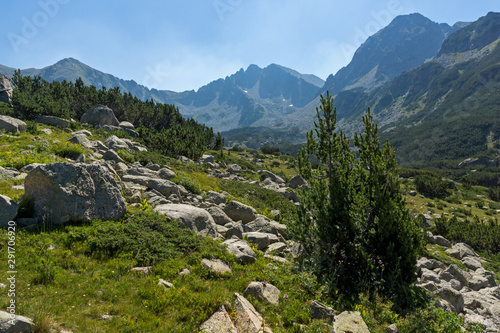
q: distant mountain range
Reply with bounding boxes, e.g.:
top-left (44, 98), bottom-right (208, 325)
top-left (1, 11), bottom-right (499, 167)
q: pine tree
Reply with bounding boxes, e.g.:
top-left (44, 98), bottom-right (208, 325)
top-left (292, 92), bottom-right (424, 301)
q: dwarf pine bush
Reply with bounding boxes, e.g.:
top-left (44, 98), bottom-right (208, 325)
top-left (291, 92), bottom-right (424, 301)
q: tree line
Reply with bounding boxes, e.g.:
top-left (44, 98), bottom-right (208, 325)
top-left (9, 71), bottom-right (221, 160)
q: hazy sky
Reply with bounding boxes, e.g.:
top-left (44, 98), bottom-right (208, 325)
top-left (1, 1), bottom-right (499, 92)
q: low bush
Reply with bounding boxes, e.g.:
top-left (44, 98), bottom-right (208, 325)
top-left (414, 175), bottom-right (453, 198)
top-left (83, 211), bottom-right (230, 266)
top-left (433, 216), bottom-right (500, 253)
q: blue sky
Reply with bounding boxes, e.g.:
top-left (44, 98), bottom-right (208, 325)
top-left (1, 1), bottom-right (499, 92)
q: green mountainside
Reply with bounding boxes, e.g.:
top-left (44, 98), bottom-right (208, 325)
top-left (1, 12), bottom-right (499, 176)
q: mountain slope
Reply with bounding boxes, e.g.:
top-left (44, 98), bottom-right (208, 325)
top-left (308, 12), bottom-right (500, 167)
top-left (0, 59), bottom-right (324, 133)
top-left (320, 13), bottom-right (460, 96)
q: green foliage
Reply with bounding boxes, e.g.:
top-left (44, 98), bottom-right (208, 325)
top-left (434, 216), bottom-right (500, 253)
top-left (52, 142), bottom-right (85, 160)
top-left (10, 72), bottom-right (216, 160)
top-left (219, 180), bottom-right (296, 221)
top-left (0, 101), bottom-right (14, 116)
top-left (178, 176), bottom-right (202, 195)
top-left (397, 302), bottom-right (482, 333)
top-left (489, 187), bottom-right (500, 202)
top-left (414, 175), bottom-right (453, 198)
top-left (17, 194), bottom-right (34, 218)
top-left (84, 211), bottom-right (230, 266)
top-left (291, 92), bottom-right (424, 302)
top-left (261, 146), bottom-right (281, 154)
top-left (26, 121), bottom-right (39, 135)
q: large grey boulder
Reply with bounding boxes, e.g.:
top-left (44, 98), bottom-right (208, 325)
top-left (154, 204), bottom-right (219, 238)
top-left (0, 74), bottom-right (13, 104)
top-left (222, 238), bottom-right (257, 263)
top-left (435, 286), bottom-right (464, 313)
top-left (81, 105), bottom-right (119, 127)
top-left (207, 206), bottom-right (233, 225)
top-left (446, 243), bottom-right (478, 260)
top-left (224, 200), bottom-right (258, 223)
top-left (205, 191), bottom-right (227, 205)
top-left (0, 115), bottom-right (26, 133)
top-left (334, 311), bottom-right (370, 333)
top-left (287, 174), bottom-right (307, 189)
top-left (243, 281), bottom-right (281, 305)
top-left (0, 195), bottom-right (18, 225)
top-left (24, 163), bottom-right (126, 224)
top-left (0, 311), bottom-right (35, 333)
top-left (246, 216), bottom-right (288, 237)
top-left (36, 115), bottom-right (70, 129)
top-left (199, 305), bottom-right (237, 333)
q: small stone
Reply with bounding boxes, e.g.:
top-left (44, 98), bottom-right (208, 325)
top-left (131, 266), bottom-right (152, 276)
top-left (201, 259), bottom-right (232, 274)
top-left (158, 279), bottom-right (175, 290)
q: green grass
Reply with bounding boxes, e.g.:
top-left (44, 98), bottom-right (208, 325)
top-left (0, 211), bottom-right (333, 332)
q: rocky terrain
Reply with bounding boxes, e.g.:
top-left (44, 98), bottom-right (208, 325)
top-left (0, 102), bottom-right (499, 332)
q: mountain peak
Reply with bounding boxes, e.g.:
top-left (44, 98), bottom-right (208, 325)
top-left (438, 11), bottom-right (500, 56)
top-left (321, 13), bottom-right (453, 96)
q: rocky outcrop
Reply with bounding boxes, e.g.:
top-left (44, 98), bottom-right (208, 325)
top-left (24, 162), bottom-right (126, 224)
top-left (81, 105), bottom-right (119, 127)
top-left (0, 115), bottom-right (26, 133)
top-left (417, 248), bottom-right (500, 330)
top-left (154, 204), bottom-right (219, 238)
top-left (0, 195), bottom-right (18, 225)
top-left (0, 311), bottom-right (35, 333)
top-left (0, 74), bottom-right (13, 104)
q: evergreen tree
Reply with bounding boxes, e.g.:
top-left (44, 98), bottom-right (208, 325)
top-left (292, 92), bottom-right (424, 301)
